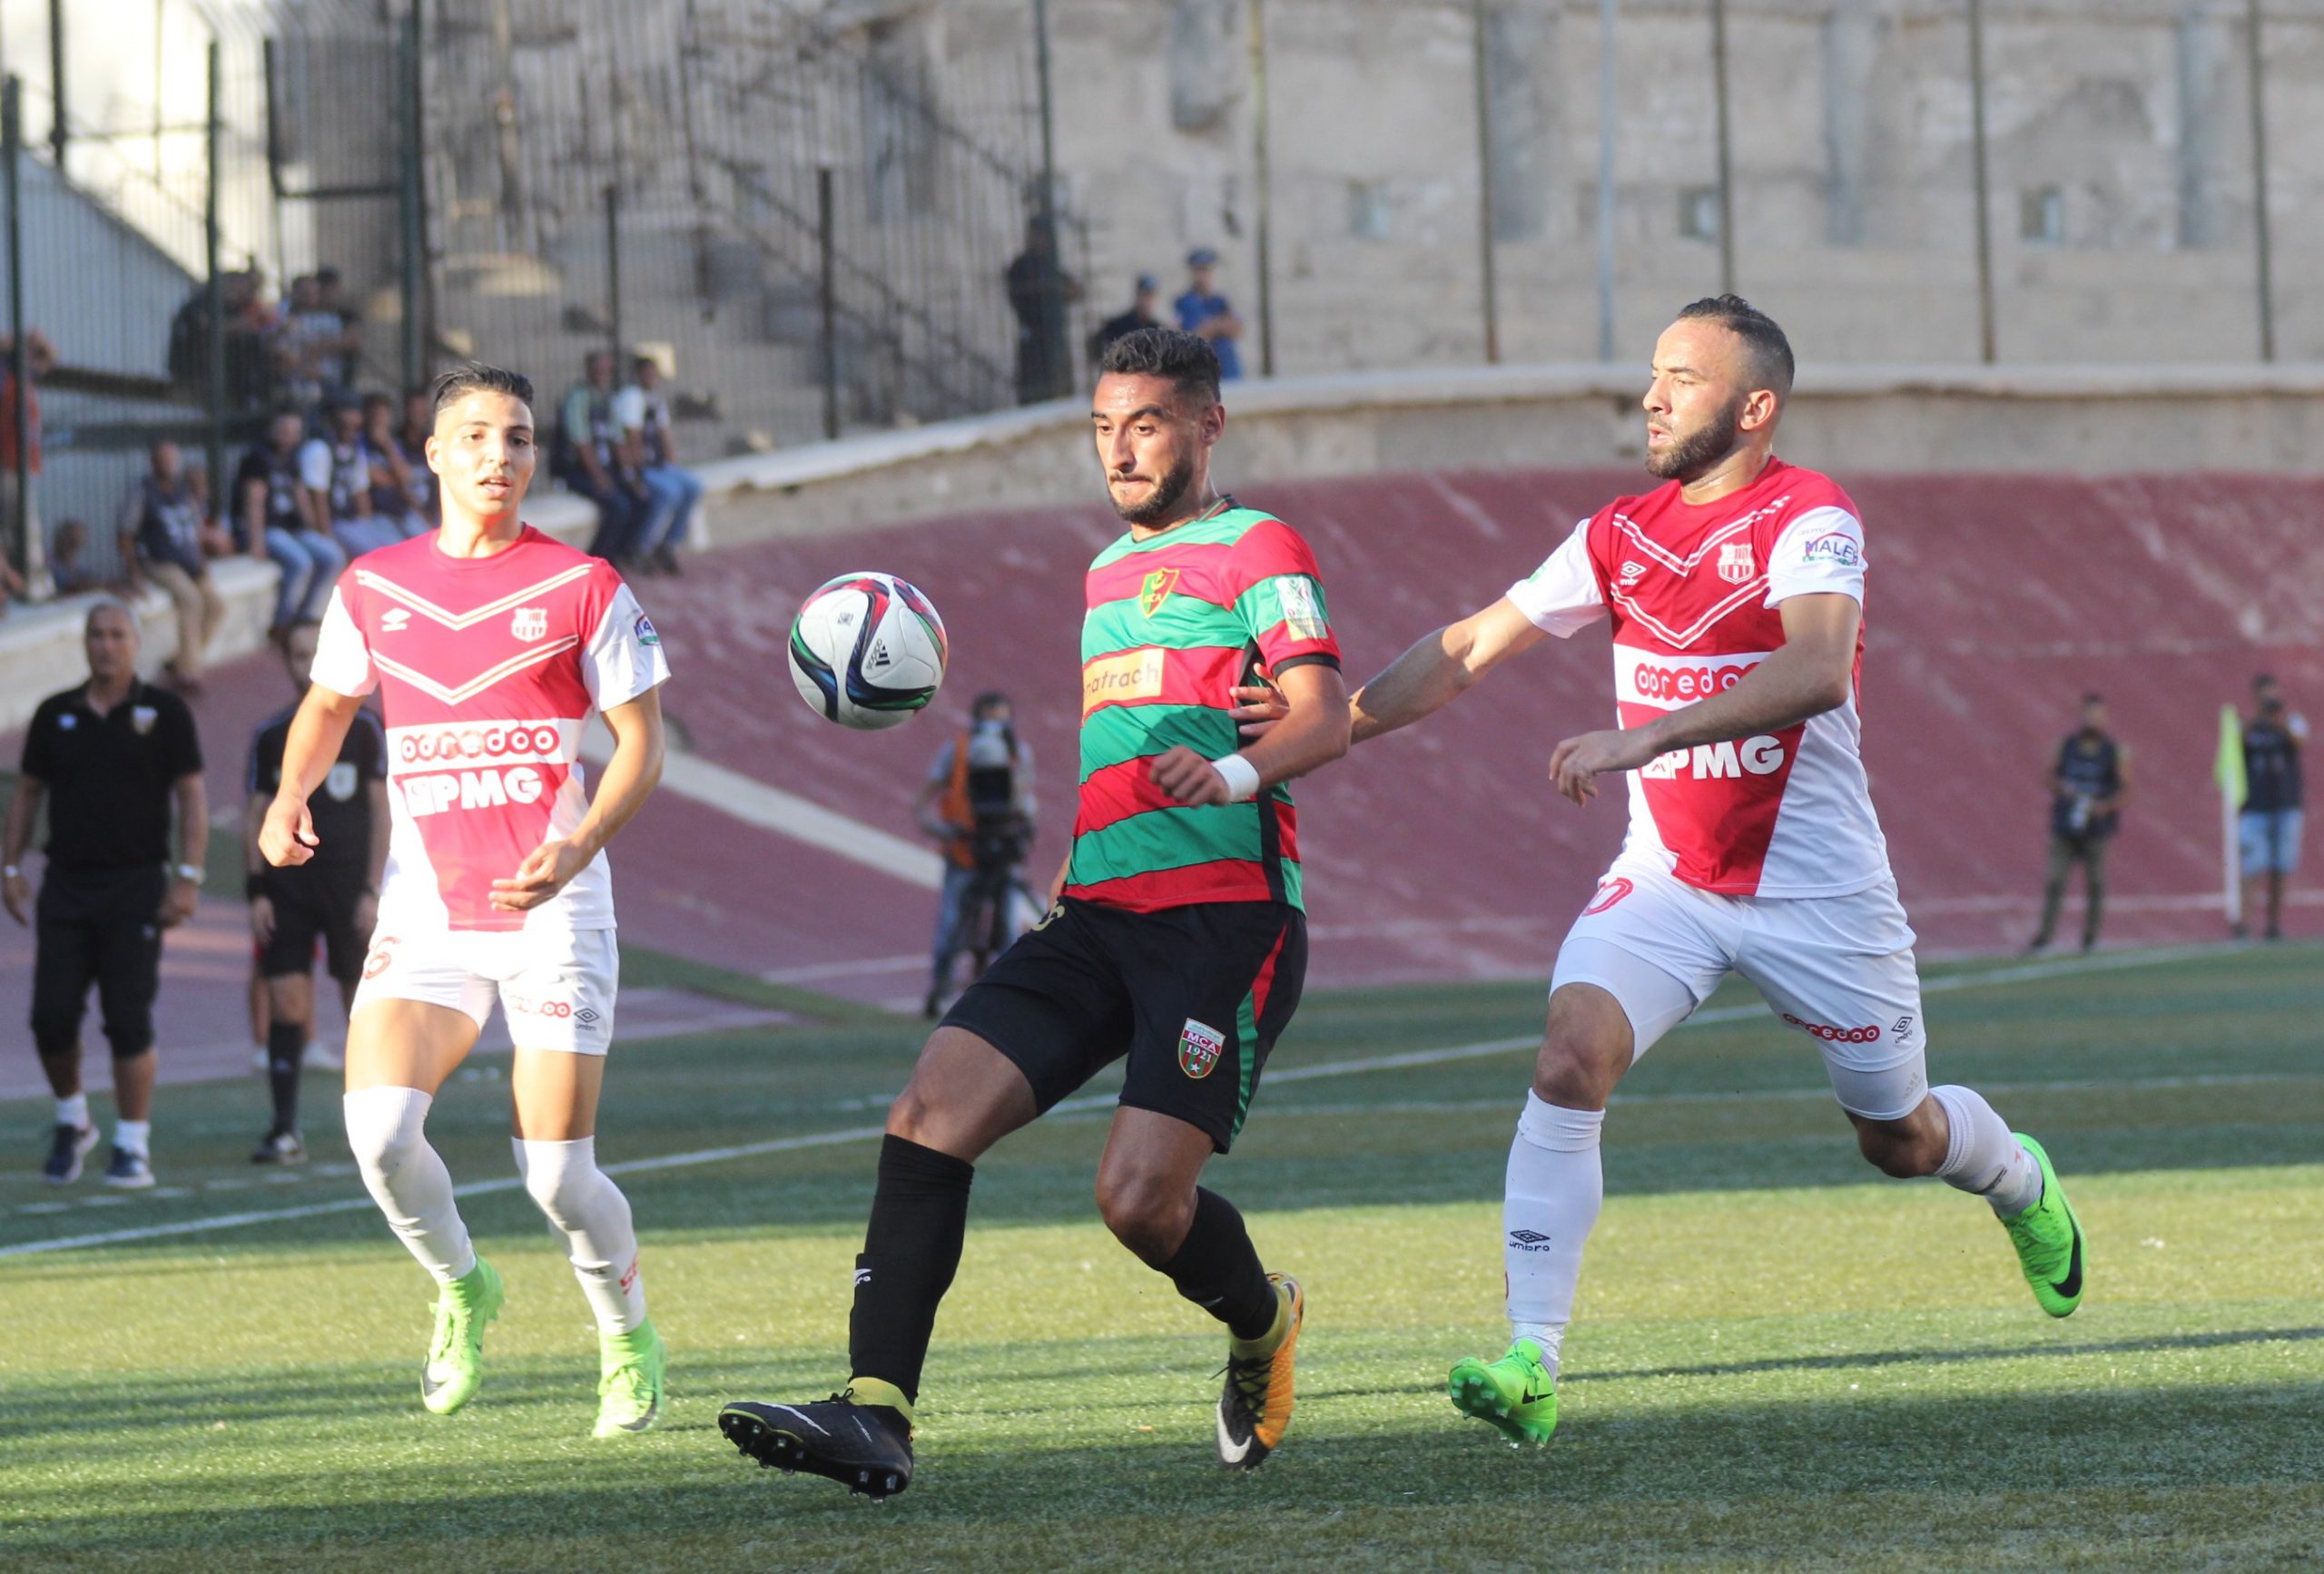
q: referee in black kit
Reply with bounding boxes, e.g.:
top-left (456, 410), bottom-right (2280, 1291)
top-left (3, 601), bottom-right (205, 1187)
top-left (242, 617), bottom-right (386, 1164)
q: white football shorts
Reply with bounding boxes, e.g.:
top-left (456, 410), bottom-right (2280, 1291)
top-left (352, 926), bottom-right (619, 1056)
top-left (1551, 862), bottom-right (1928, 1120)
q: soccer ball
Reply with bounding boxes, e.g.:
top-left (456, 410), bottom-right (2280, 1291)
top-left (787, 572), bottom-right (949, 730)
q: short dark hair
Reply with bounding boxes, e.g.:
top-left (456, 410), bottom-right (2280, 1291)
top-left (429, 361), bottom-right (535, 415)
top-left (1098, 327), bottom-right (1221, 410)
top-left (971, 690), bottom-right (1011, 719)
top-left (2081, 691), bottom-right (2105, 707)
top-left (1675, 294), bottom-right (1795, 398)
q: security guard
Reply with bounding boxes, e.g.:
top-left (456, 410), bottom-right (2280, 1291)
top-left (3, 601), bottom-right (206, 1187)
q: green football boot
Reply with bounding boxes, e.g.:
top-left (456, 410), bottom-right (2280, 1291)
top-left (2000, 1134), bottom-right (2084, 1318)
top-left (596, 1318), bottom-right (667, 1438)
top-left (419, 1258), bottom-right (505, 1415)
top-left (1448, 1337), bottom-right (1558, 1447)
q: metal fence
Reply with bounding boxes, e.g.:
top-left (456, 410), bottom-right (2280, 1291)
top-left (6, 0), bottom-right (2315, 595)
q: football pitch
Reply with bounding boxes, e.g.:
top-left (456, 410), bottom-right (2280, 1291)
top-left (3, 942), bottom-right (2319, 1571)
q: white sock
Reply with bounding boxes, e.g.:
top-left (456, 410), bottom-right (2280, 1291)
top-left (55, 1094), bottom-right (89, 1129)
top-left (113, 1119), bottom-right (151, 1156)
top-left (1503, 1093), bottom-right (1604, 1377)
top-left (1930, 1084), bottom-right (2042, 1216)
top-left (343, 1087), bottom-right (476, 1284)
top-left (514, 1136), bottom-right (646, 1335)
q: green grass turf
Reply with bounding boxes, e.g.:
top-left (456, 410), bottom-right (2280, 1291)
top-left (3, 943), bottom-right (2320, 1570)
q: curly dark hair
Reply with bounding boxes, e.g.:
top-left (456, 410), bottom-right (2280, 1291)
top-left (1097, 326), bottom-right (1221, 409)
top-left (1675, 294), bottom-right (1795, 398)
top-left (429, 361), bottom-right (536, 414)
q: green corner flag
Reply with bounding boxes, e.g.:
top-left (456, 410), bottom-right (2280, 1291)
top-left (2215, 704), bottom-right (2246, 807)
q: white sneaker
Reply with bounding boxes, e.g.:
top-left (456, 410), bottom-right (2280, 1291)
top-left (301, 1040), bottom-right (343, 1071)
top-left (251, 1046), bottom-right (269, 1074)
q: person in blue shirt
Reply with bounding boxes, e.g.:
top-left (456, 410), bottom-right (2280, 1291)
top-left (1174, 248), bottom-right (1245, 380)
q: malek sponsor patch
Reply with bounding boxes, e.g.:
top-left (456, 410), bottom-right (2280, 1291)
top-left (1083, 647), bottom-right (1167, 714)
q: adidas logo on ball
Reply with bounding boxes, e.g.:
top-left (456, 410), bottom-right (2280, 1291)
top-left (788, 572), bottom-right (950, 732)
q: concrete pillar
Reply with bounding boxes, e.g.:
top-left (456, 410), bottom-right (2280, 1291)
top-left (2175, 4), bottom-right (2230, 249)
top-left (1822, 6), bottom-right (1882, 246)
top-left (1482, 0), bottom-right (1556, 242)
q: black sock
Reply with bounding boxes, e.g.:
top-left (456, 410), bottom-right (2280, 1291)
top-left (848, 1134), bottom-right (975, 1405)
top-left (1158, 1187), bottom-right (1276, 1341)
top-left (266, 1022), bottom-right (304, 1133)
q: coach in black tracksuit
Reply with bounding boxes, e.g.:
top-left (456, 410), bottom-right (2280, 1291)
top-left (3, 601), bottom-right (206, 1188)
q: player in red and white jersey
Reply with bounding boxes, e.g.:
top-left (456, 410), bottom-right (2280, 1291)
top-left (259, 363), bottom-right (671, 1437)
top-left (1235, 297), bottom-right (2086, 1448)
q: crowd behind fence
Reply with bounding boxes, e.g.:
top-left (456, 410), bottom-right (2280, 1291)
top-left (5, 0), bottom-right (2317, 610)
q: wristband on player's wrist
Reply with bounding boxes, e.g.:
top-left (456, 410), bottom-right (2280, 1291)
top-left (2, 865), bottom-right (20, 880)
top-left (172, 862), bottom-right (205, 884)
top-left (1211, 753), bottom-right (1263, 803)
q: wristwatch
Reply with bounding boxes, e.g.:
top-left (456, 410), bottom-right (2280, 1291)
top-left (172, 862), bottom-right (205, 883)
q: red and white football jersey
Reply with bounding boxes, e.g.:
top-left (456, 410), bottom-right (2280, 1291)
top-left (1506, 458), bottom-right (1888, 898)
top-left (310, 526), bottom-right (671, 932)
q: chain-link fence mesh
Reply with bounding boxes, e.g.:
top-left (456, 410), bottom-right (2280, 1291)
top-left (5, 0), bottom-right (2311, 596)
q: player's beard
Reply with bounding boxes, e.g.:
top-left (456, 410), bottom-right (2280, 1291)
top-left (1644, 394), bottom-right (1748, 482)
top-left (1108, 450), bottom-right (1196, 526)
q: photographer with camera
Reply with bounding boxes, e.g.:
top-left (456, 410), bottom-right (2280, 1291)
top-left (916, 692), bottom-right (1039, 1018)
top-left (2026, 692), bottom-right (2129, 954)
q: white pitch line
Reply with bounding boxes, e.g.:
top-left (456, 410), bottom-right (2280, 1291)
top-left (0, 943), bottom-right (2255, 1260)
top-left (583, 724), bottom-right (940, 890)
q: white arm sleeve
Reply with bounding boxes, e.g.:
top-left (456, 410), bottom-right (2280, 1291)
top-left (309, 585), bottom-right (377, 698)
top-left (1503, 518), bottom-right (1607, 638)
top-left (583, 582), bottom-right (673, 710)
top-left (297, 438), bottom-right (333, 492)
top-left (1765, 506), bottom-right (1868, 605)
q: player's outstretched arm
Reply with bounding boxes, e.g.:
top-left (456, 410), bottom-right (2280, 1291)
top-left (259, 686), bottom-right (366, 868)
top-left (1150, 662), bottom-right (1351, 808)
top-left (1229, 595), bottom-right (1547, 748)
top-left (1547, 592), bottom-right (1859, 805)
top-left (491, 688), bottom-right (665, 912)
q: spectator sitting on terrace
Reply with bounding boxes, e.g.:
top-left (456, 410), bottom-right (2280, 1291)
top-left (362, 391), bottom-right (432, 538)
top-left (394, 389), bottom-right (438, 526)
top-left (312, 268), bottom-right (365, 389)
top-left (168, 270), bottom-right (280, 410)
top-left (46, 519), bottom-right (113, 595)
top-left (299, 397), bottom-right (402, 559)
top-left (118, 441), bottom-right (232, 694)
top-left (236, 409), bottom-right (344, 638)
top-left (555, 349), bottom-right (648, 565)
top-left (615, 352), bottom-right (701, 575)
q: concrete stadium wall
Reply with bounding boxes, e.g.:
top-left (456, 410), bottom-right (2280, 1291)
top-left (687, 362), bottom-right (2324, 544)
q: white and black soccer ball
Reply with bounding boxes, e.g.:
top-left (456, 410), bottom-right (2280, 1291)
top-left (787, 572), bottom-right (949, 730)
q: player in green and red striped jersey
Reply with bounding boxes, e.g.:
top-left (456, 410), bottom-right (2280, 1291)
top-left (722, 329), bottom-right (1353, 1497)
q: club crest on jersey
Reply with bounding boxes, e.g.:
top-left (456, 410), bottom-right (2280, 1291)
top-left (1717, 542), bottom-right (1756, 584)
top-left (1177, 1018), bottom-right (1226, 1079)
top-left (131, 705), bottom-right (158, 736)
top-left (1138, 566), bottom-right (1180, 617)
top-left (510, 606), bottom-right (549, 642)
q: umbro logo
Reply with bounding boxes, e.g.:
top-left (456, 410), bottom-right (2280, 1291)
top-left (1618, 560), bottom-right (1647, 585)
top-left (1508, 1229), bottom-right (1554, 1252)
top-left (380, 608), bottom-right (411, 633)
top-left (574, 1006), bottom-right (602, 1025)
